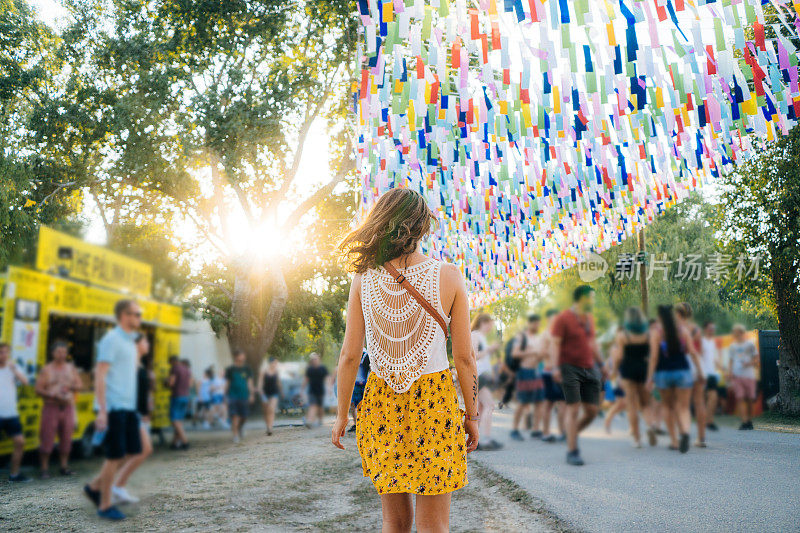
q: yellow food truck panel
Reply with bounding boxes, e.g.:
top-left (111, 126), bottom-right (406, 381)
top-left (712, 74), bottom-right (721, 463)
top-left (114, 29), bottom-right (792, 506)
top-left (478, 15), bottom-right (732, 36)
top-left (0, 265), bottom-right (182, 455)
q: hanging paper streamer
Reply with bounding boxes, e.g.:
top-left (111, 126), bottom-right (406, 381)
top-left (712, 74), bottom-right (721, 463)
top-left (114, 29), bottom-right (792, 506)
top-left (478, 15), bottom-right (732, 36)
top-left (355, 0), bottom-right (800, 306)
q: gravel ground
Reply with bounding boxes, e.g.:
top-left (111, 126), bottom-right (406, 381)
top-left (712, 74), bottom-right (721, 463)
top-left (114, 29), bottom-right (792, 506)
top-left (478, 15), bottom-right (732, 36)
top-left (0, 423), bottom-right (560, 532)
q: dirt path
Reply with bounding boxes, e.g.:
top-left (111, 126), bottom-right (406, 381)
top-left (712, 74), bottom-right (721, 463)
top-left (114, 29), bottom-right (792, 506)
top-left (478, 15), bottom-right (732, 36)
top-left (1, 424), bottom-right (560, 532)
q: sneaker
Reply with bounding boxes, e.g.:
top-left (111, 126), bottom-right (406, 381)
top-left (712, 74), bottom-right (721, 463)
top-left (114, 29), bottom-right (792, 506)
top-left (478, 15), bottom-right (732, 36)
top-left (112, 486), bottom-right (140, 504)
top-left (510, 430), bottom-right (524, 441)
top-left (647, 427), bottom-right (658, 447)
top-left (556, 434), bottom-right (567, 442)
top-left (530, 430), bottom-right (543, 438)
top-left (97, 506), bottom-right (126, 521)
top-left (695, 441), bottom-right (707, 448)
top-left (738, 423), bottom-right (749, 431)
top-left (632, 440), bottom-right (643, 449)
top-left (541, 434), bottom-right (557, 443)
top-left (566, 450), bottom-right (584, 466)
top-left (233, 434), bottom-right (241, 444)
top-left (745, 421), bottom-right (754, 430)
top-left (202, 421), bottom-right (211, 430)
top-left (476, 440), bottom-right (503, 451)
top-left (706, 422), bottom-right (719, 431)
top-left (83, 484), bottom-right (101, 506)
top-left (679, 433), bottom-right (690, 454)
top-left (59, 467), bottom-right (75, 476)
top-left (180, 442), bottom-right (190, 450)
top-left (9, 473), bottom-right (32, 483)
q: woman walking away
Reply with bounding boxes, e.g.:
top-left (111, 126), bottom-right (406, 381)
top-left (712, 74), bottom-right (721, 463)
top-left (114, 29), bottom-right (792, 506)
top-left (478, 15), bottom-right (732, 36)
top-left (471, 313), bottom-right (503, 450)
top-left (610, 307), bottom-right (656, 448)
top-left (332, 188), bottom-right (479, 533)
top-left (646, 305), bottom-right (703, 453)
top-left (675, 303), bottom-right (707, 447)
top-left (259, 357), bottom-right (281, 436)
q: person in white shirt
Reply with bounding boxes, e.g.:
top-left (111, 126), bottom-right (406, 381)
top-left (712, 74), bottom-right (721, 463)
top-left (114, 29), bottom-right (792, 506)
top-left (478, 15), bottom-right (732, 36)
top-left (727, 324), bottom-right (759, 431)
top-left (472, 313), bottom-right (502, 451)
top-left (0, 342), bottom-right (31, 482)
top-left (700, 322), bottom-right (722, 431)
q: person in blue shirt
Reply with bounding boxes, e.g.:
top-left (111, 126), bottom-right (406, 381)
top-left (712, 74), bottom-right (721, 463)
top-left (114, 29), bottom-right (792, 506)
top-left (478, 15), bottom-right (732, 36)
top-left (84, 300), bottom-right (143, 521)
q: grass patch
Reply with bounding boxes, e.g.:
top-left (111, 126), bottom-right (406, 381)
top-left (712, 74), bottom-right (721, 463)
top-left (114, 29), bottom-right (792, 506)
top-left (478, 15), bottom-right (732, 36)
top-left (470, 461), bottom-right (580, 533)
top-left (754, 411), bottom-right (800, 433)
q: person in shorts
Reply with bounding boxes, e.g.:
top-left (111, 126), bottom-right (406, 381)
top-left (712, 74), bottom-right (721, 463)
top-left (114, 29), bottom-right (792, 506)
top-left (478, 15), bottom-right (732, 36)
top-left (225, 350), bottom-right (254, 443)
top-left (0, 342), bottom-right (31, 483)
top-left (348, 350), bottom-right (371, 433)
top-left (550, 286), bottom-right (605, 466)
top-left (509, 315), bottom-right (545, 441)
top-left (168, 356), bottom-right (192, 449)
top-left (727, 324), bottom-right (759, 431)
top-left (259, 357), bottom-right (281, 436)
top-left (700, 322), bottom-right (722, 431)
top-left (84, 300), bottom-right (143, 521)
top-left (304, 352), bottom-right (329, 427)
top-left (539, 309), bottom-right (566, 442)
top-left (35, 340), bottom-right (83, 477)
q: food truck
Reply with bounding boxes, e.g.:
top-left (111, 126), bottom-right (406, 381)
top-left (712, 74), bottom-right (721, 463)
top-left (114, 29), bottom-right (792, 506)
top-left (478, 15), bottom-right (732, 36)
top-left (0, 227), bottom-right (182, 457)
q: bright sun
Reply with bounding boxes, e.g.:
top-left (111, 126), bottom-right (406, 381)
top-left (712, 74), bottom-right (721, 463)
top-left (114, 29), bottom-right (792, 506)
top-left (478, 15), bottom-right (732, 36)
top-left (226, 215), bottom-right (285, 262)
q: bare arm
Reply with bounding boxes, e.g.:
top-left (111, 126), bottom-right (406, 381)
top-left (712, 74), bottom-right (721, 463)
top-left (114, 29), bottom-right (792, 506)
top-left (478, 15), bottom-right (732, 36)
top-left (647, 330), bottom-right (660, 385)
top-left (449, 268), bottom-right (478, 421)
top-left (71, 366), bottom-right (83, 391)
top-left (34, 366), bottom-right (51, 398)
top-left (683, 329), bottom-right (703, 379)
top-left (94, 362), bottom-right (111, 430)
top-left (11, 363), bottom-right (29, 386)
top-left (609, 333), bottom-right (624, 376)
top-left (332, 275), bottom-right (366, 450)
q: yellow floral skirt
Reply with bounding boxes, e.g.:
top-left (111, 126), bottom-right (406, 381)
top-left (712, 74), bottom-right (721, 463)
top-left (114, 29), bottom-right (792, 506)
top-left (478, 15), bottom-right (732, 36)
top-left (356, 369), bottom-right (468, 495)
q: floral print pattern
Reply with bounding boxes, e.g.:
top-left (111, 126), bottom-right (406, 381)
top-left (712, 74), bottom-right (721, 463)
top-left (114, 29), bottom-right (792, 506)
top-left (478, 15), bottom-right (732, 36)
top-left (356, 370), bottom-right (468, 495)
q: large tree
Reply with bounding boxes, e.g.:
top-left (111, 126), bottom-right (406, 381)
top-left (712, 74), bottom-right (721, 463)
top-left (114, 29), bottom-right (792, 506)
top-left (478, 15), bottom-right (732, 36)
top-left (49, 0), bottom-right (358, 368)
top-left (718, 126), bottom-right (800, 415)
top-left (0, 0), bottom-right (82, 266)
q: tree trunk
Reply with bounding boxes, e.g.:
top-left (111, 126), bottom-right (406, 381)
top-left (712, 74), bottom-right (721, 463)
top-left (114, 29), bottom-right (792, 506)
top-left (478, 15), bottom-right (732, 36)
top-left (770, 257), bottom-right (800, 415)
top-left (226, 262), bottom-right (288, 373)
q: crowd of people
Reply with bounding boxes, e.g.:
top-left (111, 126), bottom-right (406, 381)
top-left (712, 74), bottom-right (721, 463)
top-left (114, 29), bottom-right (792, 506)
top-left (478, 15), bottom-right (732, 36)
top-left (468, 285), bottom-right (761, 465)
top-left (0, 298), bottom-right (336, 521)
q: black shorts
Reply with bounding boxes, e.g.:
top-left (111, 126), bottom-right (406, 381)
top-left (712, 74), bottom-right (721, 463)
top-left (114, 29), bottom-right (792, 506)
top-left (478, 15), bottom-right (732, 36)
top-left (706, 375), bottom-right (719, 391)
top-left (542, 373), bottom-right (565, 402)
top-left (0, 416), bottom-right (23, 438)
top-left (308, 392), bottom-right (325, 407)
top-left (478, 373), bottom-right (497, 390)
top-left (560, 364), bottom-right (602, 406)
top-left (228, 398), bottom-right (250, 419)
top-left (104, 410), bottom-right (142, 460)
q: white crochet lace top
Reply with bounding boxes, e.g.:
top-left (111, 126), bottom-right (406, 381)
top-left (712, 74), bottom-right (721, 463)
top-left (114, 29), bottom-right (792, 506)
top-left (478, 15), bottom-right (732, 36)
top-left (361, 258), bottom-right (450, 393)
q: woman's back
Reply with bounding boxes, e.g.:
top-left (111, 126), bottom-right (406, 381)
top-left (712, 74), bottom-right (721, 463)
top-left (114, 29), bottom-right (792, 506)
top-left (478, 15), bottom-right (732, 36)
top-left (361, 257), bottom-right (450, 393)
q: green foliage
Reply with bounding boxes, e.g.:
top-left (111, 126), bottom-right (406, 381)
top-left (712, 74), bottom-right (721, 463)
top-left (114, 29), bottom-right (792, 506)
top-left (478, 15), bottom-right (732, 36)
top-left (0, 0), bottom-right (82, 267)
top-left (25, 0), bottom-right (359, 362)
top-left (545, 193), bottom-right (776, 334)
top-left (717, 126), bottom-right (800, 353)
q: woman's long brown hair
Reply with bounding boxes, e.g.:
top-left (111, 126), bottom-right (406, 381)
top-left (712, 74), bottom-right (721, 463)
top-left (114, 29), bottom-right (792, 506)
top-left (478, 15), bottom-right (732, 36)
top-left (339, 188), bottom-right (434, 273)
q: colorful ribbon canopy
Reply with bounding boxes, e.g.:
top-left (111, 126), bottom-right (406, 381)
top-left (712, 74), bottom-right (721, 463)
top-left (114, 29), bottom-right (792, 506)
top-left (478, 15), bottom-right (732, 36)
top-left (355, 0), bottom-right (800, 306)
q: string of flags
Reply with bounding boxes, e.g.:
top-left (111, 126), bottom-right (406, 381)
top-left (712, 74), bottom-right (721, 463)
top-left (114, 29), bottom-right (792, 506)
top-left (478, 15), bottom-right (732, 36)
top-left (354, 0), bottom-right (800, 306)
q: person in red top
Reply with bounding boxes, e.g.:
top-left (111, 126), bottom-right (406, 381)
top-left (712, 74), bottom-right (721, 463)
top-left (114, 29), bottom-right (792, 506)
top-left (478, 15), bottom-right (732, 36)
top-left (550, 285), bottom-right (605, 466)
